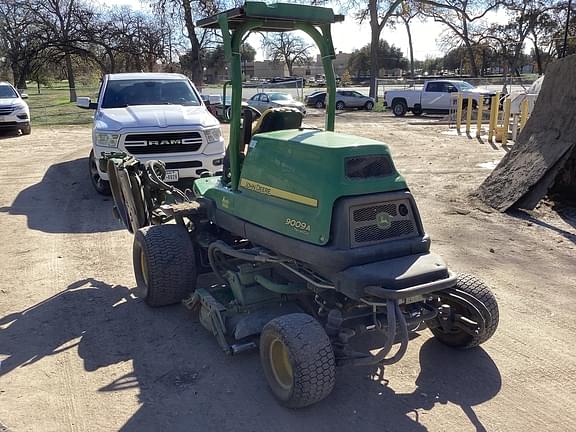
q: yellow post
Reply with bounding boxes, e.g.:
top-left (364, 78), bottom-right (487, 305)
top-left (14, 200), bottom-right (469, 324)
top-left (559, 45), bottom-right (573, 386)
top-left (455, 94), bottom-right (463, 133)
top-left (466, 95), bottom-right (473, 134)
top-left (502, 97), bottom-right (511, 145)
top-left (519, 99), bottom-right (529, 131)
top-left (488, 94), bottom-right (498, 142)
top-left (476, 96), bottom-right (484, 138)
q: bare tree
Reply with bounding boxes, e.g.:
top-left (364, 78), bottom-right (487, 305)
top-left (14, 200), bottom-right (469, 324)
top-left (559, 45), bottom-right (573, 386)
top-left (261, 32), bottom-right (313, 76)
top-left (29, 0), bottom-right (95, 101)
top-left (391, 1), bottom-right (420, 79)
top-left (0, 0), bottom-right (47, 89)
top-left (150, 0), bottom-right (224, 86)
top-left (346, 0), bottom-right (404, 97)
top-left (419, 0), bottom-right (501, 77)
top-left (480, 0), bottom-right (562, 78)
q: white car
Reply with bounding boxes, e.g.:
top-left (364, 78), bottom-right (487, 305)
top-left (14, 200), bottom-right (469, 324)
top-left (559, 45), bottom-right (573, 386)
top-left (78, 73), bottom-right (225, 195)
top-left (0, 82), bottom-right (31, 135)
top-left (384, 80), bottom-right (495, 117)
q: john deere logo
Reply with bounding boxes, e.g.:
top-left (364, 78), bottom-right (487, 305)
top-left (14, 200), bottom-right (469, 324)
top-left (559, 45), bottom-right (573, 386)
top-left (376, 212), bottom-right (392, 230)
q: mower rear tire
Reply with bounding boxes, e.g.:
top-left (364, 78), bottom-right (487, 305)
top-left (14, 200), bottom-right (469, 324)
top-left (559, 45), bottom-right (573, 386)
top-left (260, 313), bottom-right (335, 408)
top-left (429, 274), bottom-right (499, 349)
top-left (133, 224), bottom-right (197, 307)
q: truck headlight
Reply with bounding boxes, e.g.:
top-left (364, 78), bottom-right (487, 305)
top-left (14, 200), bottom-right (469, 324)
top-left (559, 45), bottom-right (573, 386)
top-left (95, 132), bottom-right (120, 147)
top-left (204, 127), bottom-right (222, 143)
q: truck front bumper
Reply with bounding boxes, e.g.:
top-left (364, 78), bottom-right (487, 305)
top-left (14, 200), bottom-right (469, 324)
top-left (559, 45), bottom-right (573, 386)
top-left (94, 146), bottom-right (224, 181)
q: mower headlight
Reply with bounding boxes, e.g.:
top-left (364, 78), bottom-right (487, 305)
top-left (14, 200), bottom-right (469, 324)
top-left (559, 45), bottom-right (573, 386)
top-left (204, 127), bottom-right (222, 143)
top-left (95, 132), bottom-right (120, 147)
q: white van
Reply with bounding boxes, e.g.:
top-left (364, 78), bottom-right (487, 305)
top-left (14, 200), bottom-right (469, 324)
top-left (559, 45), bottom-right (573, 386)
top-left (78, 73), bottom-right (225, 195)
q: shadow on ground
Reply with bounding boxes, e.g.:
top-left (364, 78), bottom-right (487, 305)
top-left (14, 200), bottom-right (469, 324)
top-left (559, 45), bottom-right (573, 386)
top-left (0, 157), bottom-right (122, 233)
top-left (509, 208), bottom-right (576, 245)
top-left (0, 129), bottom-right (22, 140)
top-left (0, 279), bottom-right (501, 432)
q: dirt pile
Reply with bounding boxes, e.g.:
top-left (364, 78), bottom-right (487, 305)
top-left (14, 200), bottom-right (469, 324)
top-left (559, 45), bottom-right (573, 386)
top-left (477, 54), bottom-right (576, 211)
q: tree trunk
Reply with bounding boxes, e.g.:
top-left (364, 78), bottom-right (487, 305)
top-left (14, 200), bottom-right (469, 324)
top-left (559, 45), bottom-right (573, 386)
top-left (368, 0), bottom-right (380, 98)
top-left (533, 37), bottom-right (543, 75)
top-left (65, 53), bottom-right (77, 102)
top-left (403, 17), bottom-right (414, 79)
top-left (181, 0), bottom-right (203, 87)
top-left (286, 60), bottom-right (293, 77)
top-left (11, 64), bottom-right (20, 89)
top-left (462, 22), bottom-right (479, 77)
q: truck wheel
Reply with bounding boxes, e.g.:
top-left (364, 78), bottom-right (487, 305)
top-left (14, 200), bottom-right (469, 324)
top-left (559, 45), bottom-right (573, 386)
top-left (364, 101), bottom-right (374, 110)
top-left (392, 99), bottom-right (407, 117)
top-left (335, 101), bottom-right (345, 110)
top-left (429, 274), bottom-right (499, 349)
top-left (89, 149), bottom-right (111, 195)
top-left (260, 313), bottom-right (336, 408)
top-left (412, 105), bottom-right (423, 116)
top-left (20, 123), bottom-right (31, 135)
top-left (133, 224), bottom-right (197, 307)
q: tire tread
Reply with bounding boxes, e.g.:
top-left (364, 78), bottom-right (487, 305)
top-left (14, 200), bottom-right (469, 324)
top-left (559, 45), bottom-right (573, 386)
top-left (134, 224), bottom-right (196, 307)
top-left (261, 313), bottom-right (336, 408)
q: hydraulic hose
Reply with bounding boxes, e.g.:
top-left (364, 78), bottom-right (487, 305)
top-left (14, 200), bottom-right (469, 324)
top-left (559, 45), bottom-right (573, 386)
top-left (381, 301), bottom-right (409, 365)
top-left (143, 160), bottom-right (190, 202)
top-left (344, 299), bottom-right (410, 367)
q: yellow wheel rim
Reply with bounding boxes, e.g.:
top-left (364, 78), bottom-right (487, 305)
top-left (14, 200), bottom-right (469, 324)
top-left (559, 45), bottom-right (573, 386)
top-left (140, 249), bottom-right (149, 287)
top-left (269, 338), bottom-right (293, 391)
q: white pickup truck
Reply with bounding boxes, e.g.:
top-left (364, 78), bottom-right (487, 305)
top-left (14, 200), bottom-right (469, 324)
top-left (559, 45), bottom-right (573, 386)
top-left (77, 72), bottom-right (225, 195)
top-left (384, 80), bottom-right (495, 117)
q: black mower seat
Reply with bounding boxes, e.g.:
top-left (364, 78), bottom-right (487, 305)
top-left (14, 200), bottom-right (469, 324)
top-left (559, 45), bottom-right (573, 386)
top-left (333, 253), bottom-right (452, 300)
top-left (252, 107), bottom-right (303, 135)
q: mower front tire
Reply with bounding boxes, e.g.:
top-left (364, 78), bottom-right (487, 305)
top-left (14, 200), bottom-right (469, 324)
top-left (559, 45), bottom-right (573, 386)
top-left (260, 313), bottom-right (336, 408)
top-left (429, 274), bottom-right (499, 349)
top-left (133, 224), bottom-right (197, 307)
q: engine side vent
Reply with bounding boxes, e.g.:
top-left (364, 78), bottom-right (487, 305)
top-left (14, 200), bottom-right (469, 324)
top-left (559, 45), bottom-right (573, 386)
top-left (349, 198), bottom-right (418, 248)
top-left (346, 156), bottom-right (394, 179)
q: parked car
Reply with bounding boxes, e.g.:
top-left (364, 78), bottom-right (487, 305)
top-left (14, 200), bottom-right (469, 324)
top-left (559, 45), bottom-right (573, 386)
top-left (334, 90), bottom-right (374, 110)
top-left (206, 95), bottom-right (262, 121)
top-left (247, 92), bottom-right (306, 114)
top-left (383, 80), bottom-right (494, 117)
top-left (305, 90), bottom-right (326, 108)
top-left (0, 81), bottom-right (31, 135)
top-left (304, 89), bottom-right (374, 110)
top-left (77, 72), bottom-right (225, 195)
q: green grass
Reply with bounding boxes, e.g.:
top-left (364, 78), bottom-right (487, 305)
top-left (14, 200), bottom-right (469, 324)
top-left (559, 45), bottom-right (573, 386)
top-left (26, 87), bottom-right (98, 126)
top-left (373, 100), bottom-right (387, 113)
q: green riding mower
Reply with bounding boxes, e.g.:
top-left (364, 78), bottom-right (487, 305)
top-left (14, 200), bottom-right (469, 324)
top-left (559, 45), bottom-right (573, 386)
top-left (107, 2), bottom-right (499, 408)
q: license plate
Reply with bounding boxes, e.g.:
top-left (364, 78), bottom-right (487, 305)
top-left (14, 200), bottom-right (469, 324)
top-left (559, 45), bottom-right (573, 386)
top-left (164, 170), bottom-right (179, 182)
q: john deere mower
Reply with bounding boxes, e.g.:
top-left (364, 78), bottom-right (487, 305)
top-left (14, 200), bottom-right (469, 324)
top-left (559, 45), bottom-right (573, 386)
top-left (107, 2), bottom-right (499, 408)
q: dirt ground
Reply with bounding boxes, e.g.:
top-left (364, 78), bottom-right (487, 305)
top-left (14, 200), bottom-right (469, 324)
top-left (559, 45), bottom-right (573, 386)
top-left (0, 111), bottom-right (575, 432)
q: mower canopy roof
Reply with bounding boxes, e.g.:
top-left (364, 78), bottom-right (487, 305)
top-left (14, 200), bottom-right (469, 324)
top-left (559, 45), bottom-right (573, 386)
top-left (197, 2), bottom-right (344, 31)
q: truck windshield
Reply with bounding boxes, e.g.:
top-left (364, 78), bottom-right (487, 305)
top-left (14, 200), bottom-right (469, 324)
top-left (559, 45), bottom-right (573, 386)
top-left (459, 82), bottom-right (475, 90)
top-left (0, 86), bottom-right (18, 98)
top-left (101, 79), bottom-right (201, 108)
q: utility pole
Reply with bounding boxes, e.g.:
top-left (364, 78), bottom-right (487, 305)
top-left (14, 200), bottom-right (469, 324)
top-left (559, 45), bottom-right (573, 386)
top-left (563, 0), bottom-right (573, 58)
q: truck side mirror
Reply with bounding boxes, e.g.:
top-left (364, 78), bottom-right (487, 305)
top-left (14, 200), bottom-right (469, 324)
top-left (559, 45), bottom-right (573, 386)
top-left (77, 97), bottom-right (97, 109)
